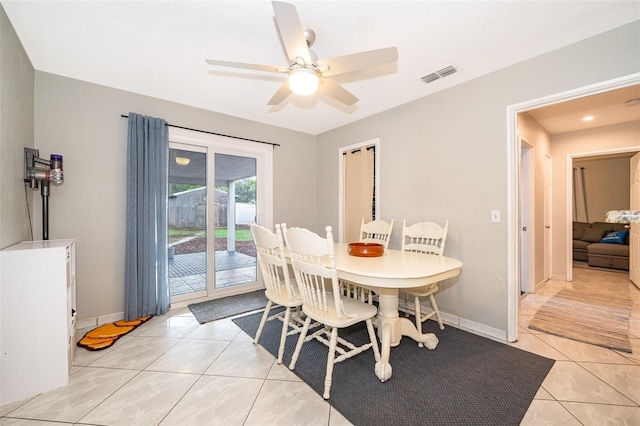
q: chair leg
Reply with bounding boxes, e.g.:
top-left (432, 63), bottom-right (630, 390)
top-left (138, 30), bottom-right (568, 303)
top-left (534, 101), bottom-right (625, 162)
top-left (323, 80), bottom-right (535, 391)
top-left (253, 301), bottom-right (272, 344)
top-left (289, 315), bottom-right (311, 370)
top-left (277, 307), bottom-right (291, 364)
top-left (414, 296), bottom-right (424, 348)
top-left (323, 327), bottom-right (339, 399)
top-left (429, 294), bottom-right (445, 330)
top-left (365, 318), bottom-right (381, 361)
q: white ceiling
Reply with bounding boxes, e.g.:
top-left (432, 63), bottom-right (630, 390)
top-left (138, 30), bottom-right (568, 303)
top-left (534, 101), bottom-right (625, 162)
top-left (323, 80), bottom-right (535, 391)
top-left (527, 84), bottom-right (640, 134)
top-left (3, 1), bottom-right (640, 135)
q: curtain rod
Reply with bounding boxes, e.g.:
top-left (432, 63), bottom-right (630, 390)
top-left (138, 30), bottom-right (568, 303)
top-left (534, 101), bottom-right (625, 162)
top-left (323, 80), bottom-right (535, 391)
top-left (343, 145), bottom-right (376, 155)
top-left (120, 114), bottom-right (280, 147)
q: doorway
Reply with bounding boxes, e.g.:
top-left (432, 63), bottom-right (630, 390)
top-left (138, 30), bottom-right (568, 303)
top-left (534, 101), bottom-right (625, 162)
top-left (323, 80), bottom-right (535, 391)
top-left (168, 128), bottom-right (273, 306)
top-left (339, 138), bottom-right (380, 243)
top-left (568, 150), bottom-right (638, 281)
top-left (507, 72), bottom-right (640, 341)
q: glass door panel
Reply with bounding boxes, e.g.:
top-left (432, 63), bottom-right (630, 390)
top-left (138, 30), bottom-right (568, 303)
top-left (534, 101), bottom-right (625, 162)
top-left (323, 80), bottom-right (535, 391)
top-left (168, 147), bottom-right (208, 302)
top-left (213, 153), bottom-right (257, 289)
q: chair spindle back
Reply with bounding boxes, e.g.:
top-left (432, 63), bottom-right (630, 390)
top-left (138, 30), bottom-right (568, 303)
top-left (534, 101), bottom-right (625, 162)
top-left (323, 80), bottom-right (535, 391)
top-left (282, 224), bottom-right (344, 320)
top-left (251, 223), bottom-right (295, 303)
top-left (401, 220), bottom-right (449, 256)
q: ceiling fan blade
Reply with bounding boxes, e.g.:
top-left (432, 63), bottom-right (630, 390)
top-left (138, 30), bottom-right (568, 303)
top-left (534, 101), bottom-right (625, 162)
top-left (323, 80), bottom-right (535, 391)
top-left (316, 47), bottom-right (398, 77)
top-left (318, 78), bottom-right (358, 106)
top-left (267, 81), bottom-right (292, 105)
top-left (205, 59), bottom-right (288, 73)
top-left (272, 1), bottom-right (311, 64)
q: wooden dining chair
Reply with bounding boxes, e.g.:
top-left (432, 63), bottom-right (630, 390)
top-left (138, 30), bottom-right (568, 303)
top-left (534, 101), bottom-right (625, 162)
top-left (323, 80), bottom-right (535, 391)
top-left (359, 218), bottom-right (395, 248)
top-left (341, 218), bottom-right (396, 304)
top-left (398, 220), bottom-right (450, 344)
top-left (282, 224), bottom-right (380, 399)
top-left (250, 223), bottom-right (305, 364)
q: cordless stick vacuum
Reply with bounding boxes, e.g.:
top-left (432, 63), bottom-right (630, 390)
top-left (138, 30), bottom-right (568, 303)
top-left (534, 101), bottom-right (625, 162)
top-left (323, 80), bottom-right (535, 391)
top-left (24, 148), bottom-right (64, 240)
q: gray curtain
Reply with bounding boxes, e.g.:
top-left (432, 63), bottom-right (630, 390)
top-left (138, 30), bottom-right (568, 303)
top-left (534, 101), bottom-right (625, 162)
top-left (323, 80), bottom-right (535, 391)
top-left (125, 112), bottom-right (170, 320)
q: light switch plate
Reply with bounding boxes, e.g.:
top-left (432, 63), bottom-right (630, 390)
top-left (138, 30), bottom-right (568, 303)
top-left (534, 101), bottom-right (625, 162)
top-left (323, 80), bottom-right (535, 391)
top-left (491, 210), bottom-right (501, 223)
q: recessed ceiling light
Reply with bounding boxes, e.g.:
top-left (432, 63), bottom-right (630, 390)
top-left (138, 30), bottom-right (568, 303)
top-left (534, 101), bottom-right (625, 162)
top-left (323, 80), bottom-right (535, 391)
top-left (582, 116), bottom-right (594, 122)
top-left (175, 157), bottom-right (190, 166)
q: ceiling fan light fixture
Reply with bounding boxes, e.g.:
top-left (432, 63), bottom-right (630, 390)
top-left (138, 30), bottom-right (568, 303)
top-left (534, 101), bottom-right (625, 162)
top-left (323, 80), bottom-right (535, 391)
top-left (288, 67), bottom-right (319, 96)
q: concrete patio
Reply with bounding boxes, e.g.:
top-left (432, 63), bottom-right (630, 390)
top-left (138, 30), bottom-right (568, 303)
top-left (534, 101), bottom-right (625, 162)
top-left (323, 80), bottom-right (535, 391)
top-left (168, 251), bottom-right (256, 296)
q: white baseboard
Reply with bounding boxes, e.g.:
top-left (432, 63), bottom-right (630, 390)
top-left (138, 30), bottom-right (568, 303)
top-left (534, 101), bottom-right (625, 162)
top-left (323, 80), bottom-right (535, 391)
top-left (77, 302), bottom-right (508, 344)
top-left (414, 305), bottom-right (508, 342)
top-left (75, 312), bottom-right (125, 330)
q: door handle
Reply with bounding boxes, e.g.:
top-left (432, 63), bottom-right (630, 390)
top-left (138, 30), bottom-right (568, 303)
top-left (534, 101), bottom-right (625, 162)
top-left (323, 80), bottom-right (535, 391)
top-left (522, 226), bottom-right (527, 231)
top-left (545, 225), bottom-right (551, 228)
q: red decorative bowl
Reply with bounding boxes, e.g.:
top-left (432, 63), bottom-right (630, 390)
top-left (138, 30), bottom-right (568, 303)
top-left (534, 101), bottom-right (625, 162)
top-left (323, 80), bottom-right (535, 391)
top-left (348, 242), bottom-right (384, 257)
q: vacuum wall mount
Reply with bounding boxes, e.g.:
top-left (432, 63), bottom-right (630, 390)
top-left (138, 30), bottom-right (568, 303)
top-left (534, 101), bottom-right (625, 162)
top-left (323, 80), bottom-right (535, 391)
top-left (24, 148), bottom-right (64, 240)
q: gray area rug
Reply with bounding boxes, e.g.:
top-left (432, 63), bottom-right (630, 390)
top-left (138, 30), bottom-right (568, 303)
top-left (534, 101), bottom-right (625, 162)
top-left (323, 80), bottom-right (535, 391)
top-left (529, 268), bottom-right (633, 352)
top-left (188, 290), bottom-right (268, 324)
top-left (233, 311), bottom-right (554, 426)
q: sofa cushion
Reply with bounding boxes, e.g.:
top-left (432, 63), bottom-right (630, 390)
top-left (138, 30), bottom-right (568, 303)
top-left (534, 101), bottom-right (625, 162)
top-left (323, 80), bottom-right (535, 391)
top-left (591, 222), bottom-right (627, 232)
top-left (591, 222), bottom-right (614, 231)
top-left (573, 240), bottom-right (591, 251)
top-left (573, 222), bottom-right (591, 234)
top-left (574, 221), bottom-right (592, 229)
top-left (581, 228), bottom-right (607, 243)
top-left (600, 230), bottom-right (629, 244)
top-left (588, 242), bottom-right (629, 257)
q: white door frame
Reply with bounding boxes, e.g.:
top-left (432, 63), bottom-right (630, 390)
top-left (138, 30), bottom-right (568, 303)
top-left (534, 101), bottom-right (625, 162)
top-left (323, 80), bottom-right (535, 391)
top-left (338, 138), bottom-right (381, 243)
top-left (506, 72), bottom-right (640, 342)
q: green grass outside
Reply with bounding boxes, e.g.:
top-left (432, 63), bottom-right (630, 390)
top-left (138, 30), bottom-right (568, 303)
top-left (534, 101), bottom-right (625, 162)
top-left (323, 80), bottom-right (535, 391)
top-left (214, 228), bottom-right (253, 242)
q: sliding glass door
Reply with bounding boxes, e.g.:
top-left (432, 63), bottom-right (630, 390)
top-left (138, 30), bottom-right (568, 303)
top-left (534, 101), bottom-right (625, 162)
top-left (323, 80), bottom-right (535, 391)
top-left (213, 153), bottom-right (257, 290)
top-left (168, 129), bottom-right (273, 305)
top-left (168, 145), bottom-right (208, 302)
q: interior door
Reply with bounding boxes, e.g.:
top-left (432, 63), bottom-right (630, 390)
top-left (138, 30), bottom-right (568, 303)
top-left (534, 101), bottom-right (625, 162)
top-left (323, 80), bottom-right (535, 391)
top-left (544, 154), bottom-right (552, 281)
top-left (519, 143), bottom-right (534, 294)
top-left (629, 152), bottom-right (640, 287)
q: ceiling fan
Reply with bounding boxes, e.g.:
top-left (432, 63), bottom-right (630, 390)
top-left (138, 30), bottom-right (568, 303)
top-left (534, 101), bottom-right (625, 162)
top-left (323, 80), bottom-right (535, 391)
top-left (205, 1), bottom-right (398, 106)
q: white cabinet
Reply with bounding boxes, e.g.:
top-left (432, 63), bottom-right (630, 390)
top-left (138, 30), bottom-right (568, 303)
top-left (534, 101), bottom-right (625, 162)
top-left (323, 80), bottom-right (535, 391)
top-left (0, 239), bottom-right (76, 406)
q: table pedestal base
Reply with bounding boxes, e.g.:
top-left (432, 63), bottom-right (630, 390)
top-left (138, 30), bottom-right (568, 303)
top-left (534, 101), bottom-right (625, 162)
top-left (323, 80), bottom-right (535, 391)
top-left (374, 292), bottom-right (439, 382)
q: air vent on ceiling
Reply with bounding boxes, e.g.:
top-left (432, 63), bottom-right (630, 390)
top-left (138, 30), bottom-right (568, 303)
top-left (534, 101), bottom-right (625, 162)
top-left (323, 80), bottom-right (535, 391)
top-left (421, 65), bottom-right (459, 84)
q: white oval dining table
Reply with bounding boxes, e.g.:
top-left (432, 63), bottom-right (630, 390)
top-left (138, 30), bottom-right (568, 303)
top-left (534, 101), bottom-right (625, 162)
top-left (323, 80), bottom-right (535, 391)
top-left (332, 243), bottom-right (463, 382)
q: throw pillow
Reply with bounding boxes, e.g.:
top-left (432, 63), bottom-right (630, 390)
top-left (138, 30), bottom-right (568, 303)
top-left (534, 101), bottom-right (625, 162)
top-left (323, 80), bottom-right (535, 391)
top-left (601, 230), bottom-right (629, 244)
top-left (581, 228), bottom-right (607, 243)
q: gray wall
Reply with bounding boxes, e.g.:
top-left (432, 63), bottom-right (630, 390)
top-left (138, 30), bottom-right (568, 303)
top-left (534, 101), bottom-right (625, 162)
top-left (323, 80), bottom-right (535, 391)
top-left (32, 72), bottom-right (316, 322)
top-left (315, 21), bottom-right (640, 333)
top-left (0, 5), bottom-right (34, 249)
top-left (573, 155), bottom-right (632, 223)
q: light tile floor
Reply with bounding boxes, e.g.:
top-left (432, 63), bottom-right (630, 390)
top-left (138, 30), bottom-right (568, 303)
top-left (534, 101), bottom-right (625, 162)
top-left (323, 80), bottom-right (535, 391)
top-left (1, 267), bottom-right (639, 425)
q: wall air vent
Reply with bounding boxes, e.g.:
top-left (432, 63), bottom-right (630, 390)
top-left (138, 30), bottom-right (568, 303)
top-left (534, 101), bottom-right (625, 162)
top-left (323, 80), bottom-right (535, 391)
top-left (421, 65), bottom-right (459, 84)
